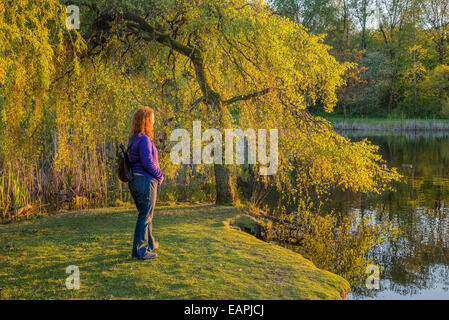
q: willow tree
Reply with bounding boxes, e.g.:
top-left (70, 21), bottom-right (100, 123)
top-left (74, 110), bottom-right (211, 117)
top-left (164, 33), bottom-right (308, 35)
top-left (0, 0), bottom-right (142, 215)
top-left (1, 0), bottom-right (400, 212)
top-left (74, 0), bottom-right (397, 203)
top-left (0, 0), bottom-right (70, 217)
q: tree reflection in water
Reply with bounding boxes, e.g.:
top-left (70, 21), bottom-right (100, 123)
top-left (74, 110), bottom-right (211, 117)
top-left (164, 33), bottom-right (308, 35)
top-left (339, 132), bottom-right (449, 299)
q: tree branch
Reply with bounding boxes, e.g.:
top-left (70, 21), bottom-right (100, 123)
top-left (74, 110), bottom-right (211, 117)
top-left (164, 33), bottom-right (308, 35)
top-left (223, 88), bottom-right (270, 105)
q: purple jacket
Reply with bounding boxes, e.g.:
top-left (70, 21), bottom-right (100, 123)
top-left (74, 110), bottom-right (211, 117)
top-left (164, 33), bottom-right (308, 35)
top-left (127, 132), bottom-right (164, 185)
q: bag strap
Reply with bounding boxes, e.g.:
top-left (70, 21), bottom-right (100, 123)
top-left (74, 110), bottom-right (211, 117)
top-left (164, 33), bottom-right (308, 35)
top-left (120, 139), bottom-right (137, 164)
top-left (127, 140), bottom-right (133, 152)
top-left (120, 139), bottom-right (135, 153)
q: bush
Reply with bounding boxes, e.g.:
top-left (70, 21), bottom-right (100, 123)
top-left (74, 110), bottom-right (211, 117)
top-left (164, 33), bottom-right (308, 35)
top-left (440, 96), bottom-right (449, 118)
top-left (158, 181), bottom-right (216, 203)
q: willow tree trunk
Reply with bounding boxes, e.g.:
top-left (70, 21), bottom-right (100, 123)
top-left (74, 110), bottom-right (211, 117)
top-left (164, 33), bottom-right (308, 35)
top-left (213, 163), bottom-right (236, 204)
top-left (210, 103), bottom-right (238, 205)
top-left (190, 49), bottom-right (239, 205)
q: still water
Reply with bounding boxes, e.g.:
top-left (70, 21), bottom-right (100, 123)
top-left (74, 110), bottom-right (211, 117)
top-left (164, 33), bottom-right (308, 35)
top-left (339, 131), bottom-right (449, 300)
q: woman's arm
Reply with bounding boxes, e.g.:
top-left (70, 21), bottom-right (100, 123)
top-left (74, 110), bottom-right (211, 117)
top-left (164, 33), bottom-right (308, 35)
top-left (139, 135), bottom-right (164, 182)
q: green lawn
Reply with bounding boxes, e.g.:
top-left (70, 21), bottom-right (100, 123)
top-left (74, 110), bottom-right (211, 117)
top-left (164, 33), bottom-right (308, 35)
top-left (0, 204), bottom-right (349, 299)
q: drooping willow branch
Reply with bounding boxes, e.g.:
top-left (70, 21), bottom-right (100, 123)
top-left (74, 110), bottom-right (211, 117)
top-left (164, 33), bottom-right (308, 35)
top-left (84, 9), bottom-right (272, 124)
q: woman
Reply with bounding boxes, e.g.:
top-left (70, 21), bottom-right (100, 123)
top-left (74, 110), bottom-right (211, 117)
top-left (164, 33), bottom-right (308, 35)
top-left (127, 107), bottom-right (164, 260)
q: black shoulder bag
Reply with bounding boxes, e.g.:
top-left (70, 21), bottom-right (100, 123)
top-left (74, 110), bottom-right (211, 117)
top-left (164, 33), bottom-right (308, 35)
top-left (117, 143), bottom-right (134, 182)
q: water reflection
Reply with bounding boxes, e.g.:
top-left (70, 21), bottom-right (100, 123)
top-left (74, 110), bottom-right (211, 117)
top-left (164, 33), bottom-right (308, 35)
top-left (339, 132), bottom-right (449, 299)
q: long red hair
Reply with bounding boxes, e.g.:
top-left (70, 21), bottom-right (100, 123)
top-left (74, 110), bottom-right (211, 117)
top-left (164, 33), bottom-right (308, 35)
top-left (129, 107), bottom-right (154, 140)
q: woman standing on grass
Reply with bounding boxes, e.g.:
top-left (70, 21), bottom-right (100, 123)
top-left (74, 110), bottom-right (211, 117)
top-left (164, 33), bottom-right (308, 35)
top-left (127, 107), bottom-right (164, 260)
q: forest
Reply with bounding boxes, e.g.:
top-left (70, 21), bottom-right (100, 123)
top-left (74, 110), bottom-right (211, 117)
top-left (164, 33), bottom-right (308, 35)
top-left (272, 0), bottom-right (449, 118)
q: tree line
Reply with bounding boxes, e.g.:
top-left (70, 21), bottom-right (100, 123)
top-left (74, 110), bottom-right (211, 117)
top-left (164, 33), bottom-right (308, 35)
top-left (271, 0), bottom-right (449, 118)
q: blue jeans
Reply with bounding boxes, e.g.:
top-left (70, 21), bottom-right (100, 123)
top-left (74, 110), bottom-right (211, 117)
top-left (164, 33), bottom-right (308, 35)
top-left (128, 175), bottom-right (158, 258)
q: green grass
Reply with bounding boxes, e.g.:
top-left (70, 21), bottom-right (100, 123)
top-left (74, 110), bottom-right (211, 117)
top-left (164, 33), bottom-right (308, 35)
top-left (0, 204), bottom-right (349, 300)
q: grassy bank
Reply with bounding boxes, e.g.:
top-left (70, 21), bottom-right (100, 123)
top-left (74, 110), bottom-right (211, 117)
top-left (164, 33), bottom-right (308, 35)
top-left (325, 116), bottom-right (449, 131)
top-left (0, 204), bottom-right (349, 299)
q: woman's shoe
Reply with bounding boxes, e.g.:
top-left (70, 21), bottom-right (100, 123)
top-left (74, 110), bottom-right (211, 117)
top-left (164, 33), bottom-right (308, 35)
top-left (140, 252), bottom-right (157, 260)
top-left (132, 252), bottom-right (157, 260)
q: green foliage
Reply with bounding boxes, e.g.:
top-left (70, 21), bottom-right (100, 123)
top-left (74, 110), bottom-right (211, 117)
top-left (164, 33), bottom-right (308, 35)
top-left (112, 199), bottom-right (132, 207)
top-left (159, 180), bottom-right (216, 203)
top-left (440, 96), bottom-right (449, 118)
top-left (272, 0), bottom-right (449, 118)
top-left (0, 172), bottom-right (30, 221)
top-left (418, 64), bottom-right (449, 117)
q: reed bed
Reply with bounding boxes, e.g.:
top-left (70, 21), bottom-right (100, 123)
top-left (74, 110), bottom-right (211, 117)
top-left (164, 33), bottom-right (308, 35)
top-left (330, 119), bottom-right (449, 132)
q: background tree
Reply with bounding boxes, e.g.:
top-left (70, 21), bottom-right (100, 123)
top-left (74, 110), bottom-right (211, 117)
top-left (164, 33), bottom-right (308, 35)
top-left (351, 0), bottom-right (373, 53)
top-left (422, 0), bottom-right (449, 65)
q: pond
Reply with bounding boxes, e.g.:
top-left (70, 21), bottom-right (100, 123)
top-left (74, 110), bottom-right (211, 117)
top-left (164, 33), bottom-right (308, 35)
top-left (339, 131), bottom-right (449, 300)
